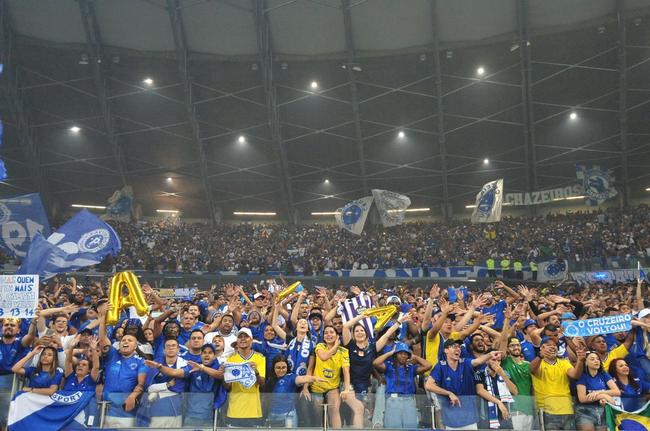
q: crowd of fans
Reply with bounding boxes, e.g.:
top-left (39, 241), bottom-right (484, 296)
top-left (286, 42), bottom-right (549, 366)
top-left (2, 274), bottom-right (650, 430)
top-left (104, 205), bottom-right (650, 274)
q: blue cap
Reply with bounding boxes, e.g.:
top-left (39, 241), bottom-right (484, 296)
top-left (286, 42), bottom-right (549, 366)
top-left (561, 312), bottom-right (577, 320)
top-left (523, 319), bottom-right (537, 330)
top-left (393, 342), bottom-right (412, 357)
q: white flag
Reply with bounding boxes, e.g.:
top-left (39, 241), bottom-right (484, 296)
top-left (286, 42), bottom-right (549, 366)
top-left (471, 179), bottom-right (503, 223)
top-left (223, 362), bottom-right (257, 388)
top-left (335, 196), bottom-right (373, 235)
top-left (371, 189), bottom-right (411, 227)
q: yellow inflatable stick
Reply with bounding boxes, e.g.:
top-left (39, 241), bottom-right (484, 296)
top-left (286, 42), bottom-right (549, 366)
top-left (276, 281), bottom-right (302, 303)
top-left (363, 305), bottom-right (398, 331)
top-left (107, 271), bottom-right (148, 325)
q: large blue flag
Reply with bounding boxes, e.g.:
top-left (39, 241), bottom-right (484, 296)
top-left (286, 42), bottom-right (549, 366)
top-left (8, 390), bottom-right (95, 431)
top-left (0, 193), bottom-right (50, 258)
top-left (17, 209), bottom-right (121, 280)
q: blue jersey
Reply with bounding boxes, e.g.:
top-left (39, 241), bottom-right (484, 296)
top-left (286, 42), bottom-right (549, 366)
top-left (576, 371), bottom-right (613, 405)
top-left (0, 338), bottom-right (28, 376)
top-left (63, 373), bottom-right (97, 391)
top-left (144, 358), bottom-right (190, 418)
top-left (102, 347), bottom-right (147, 418)
top-left (24, 366), bottom-right (63, 388)
top-left (253, 338), bottom-right (286, 372)
top-left (384, 362), bottom-right (417, 395)
top-left (179, 346), bottom-right (202, 363)
top-left (431, 359), bottom-right (478, 427)
top-left (480, 300), bottom-right (507, 330)
top-left (270, 373), bottom-right (299, 414)
top-left (187, 360), bottom-right (226, 420)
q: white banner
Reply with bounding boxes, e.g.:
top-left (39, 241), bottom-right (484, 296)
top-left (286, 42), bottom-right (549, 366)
top-left (0, 275), bottom-right (39, 318)
top-left (471, 179), bottom-right (503, 223)
top-left (335, 196), bottom-right (373, 235)
top-left (371, 189), bottom-right (411, 227)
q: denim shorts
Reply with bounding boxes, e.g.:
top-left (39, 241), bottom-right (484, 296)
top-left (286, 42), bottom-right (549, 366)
top-left (575, 404), bottom-right (605, 427)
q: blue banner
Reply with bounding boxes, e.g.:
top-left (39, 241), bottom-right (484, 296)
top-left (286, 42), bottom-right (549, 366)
top-left (17, 209), bottom-right (121, 280)
top-left (562, 314), bottom-right (632, 337)
top-left (0, 193), bottom-right (50, 258)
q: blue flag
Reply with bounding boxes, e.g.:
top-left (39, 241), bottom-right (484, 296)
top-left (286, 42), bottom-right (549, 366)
top-left (8, 390), bottom-right (95, 431)
top-left (639, 261), bottom-right (646, 281)
top-left (17, 209), bottom-right (121, 280)
top-left (0, 193), bottom-right (50, 258)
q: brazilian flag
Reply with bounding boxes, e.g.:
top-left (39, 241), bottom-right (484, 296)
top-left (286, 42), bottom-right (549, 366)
top-left (606, 401), bottom-right (650, 430)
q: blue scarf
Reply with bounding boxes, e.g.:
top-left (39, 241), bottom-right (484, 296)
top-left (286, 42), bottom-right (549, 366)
top-left (287, 335), bottom-right (314, 376)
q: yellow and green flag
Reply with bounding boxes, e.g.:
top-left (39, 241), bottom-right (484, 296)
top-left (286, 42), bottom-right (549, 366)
top-left (606, 401), bottom-right (650, 430)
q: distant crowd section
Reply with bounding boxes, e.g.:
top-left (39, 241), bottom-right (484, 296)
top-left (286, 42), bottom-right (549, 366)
top-left (100, 205), bottom-right (649, 274)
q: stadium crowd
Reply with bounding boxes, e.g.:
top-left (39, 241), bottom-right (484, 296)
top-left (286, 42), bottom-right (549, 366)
top-left (2, 274), bottom-right (650, 430)
top-left (102, 205), bottom-right (650, 274)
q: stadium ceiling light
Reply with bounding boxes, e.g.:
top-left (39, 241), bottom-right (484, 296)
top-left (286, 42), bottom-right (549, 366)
top-left (70, 126), bottom-right (81, 133)
top-left (569, 111), bottom-right (578, 120)
top-left (166, 177), bottom-right (173, 182)
top-left (310, 81), bottom-right (319, 90)
top-left (143, 77), bottom-right (154, 86)
top-left (483, 158), bottom-right (489, 164)
top-left (156, 209), bottom-right (179, 213)
top-left (71, 204), bottom-right (106, 209)
top-left (237, 135), bottom-right (246, 144)
top-left (311, 211), bottom-right (340, 215)
top-left (233, 211), bottom-right (277, 216)
top-left (397, 130), bottom-right (405, 139)
top-left (465, 204), bottom-right (477, 209)
top-left (324, 178), bottom-right (330, 184)
top-left (387, 208), bottom-right (430, 213)
top-left (646, 187), bottom-right (650, 191)
top-left (476, 66), bottom-right (485, 76)
top-left (565, 195), bottom-right (585, 200)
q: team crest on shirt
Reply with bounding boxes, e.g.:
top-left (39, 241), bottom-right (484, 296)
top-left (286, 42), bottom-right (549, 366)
top-left (129, 362), bottom-right (138, 370)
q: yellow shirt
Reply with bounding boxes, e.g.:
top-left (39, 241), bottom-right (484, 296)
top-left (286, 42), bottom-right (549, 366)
top-left (226, 351), bottom-right (266, 419)
top-left (311, 344), bottom-right (349, 393)
top-left (603, 344), bottom-right (628, 370)
top-left (531, 358), bottom-right (574, 415)
top-left (424, 331), bottom-right (460, 376)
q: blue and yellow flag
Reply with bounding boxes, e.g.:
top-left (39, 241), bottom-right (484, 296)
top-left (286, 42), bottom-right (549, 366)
top-left (606, 401), bottom-right (650, 430)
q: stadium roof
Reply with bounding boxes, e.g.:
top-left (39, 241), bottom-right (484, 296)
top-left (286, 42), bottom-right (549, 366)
top-left (0, 0), bottom-right (649, 221)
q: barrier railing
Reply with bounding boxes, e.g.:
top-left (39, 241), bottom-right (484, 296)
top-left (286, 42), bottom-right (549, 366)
top-left (5, 388), bottom-right (641, 430)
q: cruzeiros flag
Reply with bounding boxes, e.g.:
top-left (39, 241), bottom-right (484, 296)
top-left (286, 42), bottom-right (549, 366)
top-left (8, 390), bottom-right (96, 430)
top-left (605, 400), bottom-right (650, 430)
top-left (471, 179), bottom-right (504, 224)
top-left (371, 189), bottom-right (411, 227)
top-left (335, 196), bottom-right (373, 235)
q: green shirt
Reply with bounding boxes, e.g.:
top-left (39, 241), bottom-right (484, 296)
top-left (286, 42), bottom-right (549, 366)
top-left (486, 258), bottom-right (495, 269)
top-left (530, 262), bottom-right (538, 271)
top-left (501, 356), bottom-right (534, 415)
top-left (500, 259), bottom-right (510, 269)
top-left (513, 261), bottom-right (523, 271)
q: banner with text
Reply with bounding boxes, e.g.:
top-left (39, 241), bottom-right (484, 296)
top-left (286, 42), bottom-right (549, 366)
top-left (562, 314), bottom-right (632, 337)
top-left (505, 185), bottom-right (584, 206)
top-left (0, 275), bottom-right (38, 318)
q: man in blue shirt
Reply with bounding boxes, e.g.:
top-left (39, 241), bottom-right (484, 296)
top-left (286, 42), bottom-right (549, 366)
top-left (0, 317), bottom-right (35, 427)
top-left (99, 304), bottom-right (147, 428)
top-left (426, 339), bottom-right (500, 429)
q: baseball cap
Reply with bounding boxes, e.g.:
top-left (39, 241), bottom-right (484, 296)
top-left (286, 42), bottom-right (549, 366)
top-left (561, 312), bottom-right (577, 320)
top-left (443, 339), bottom-right (463, 349)
top-left (639, 308), bottom-right (650, 319)
top-left (253, 293), bottom-right (263, 300)
top-left (237, 328), bottom-right (253, 338)
top-left (523, 319), bottom-right (538, 330)
top-left (393, 342), bottom-right (412, 357)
